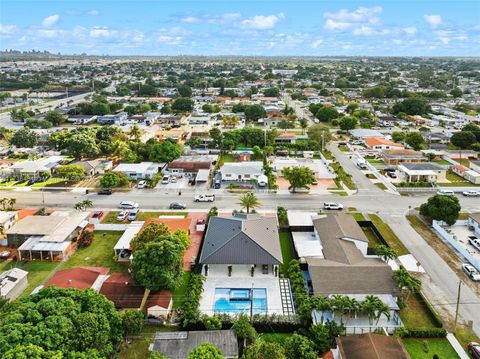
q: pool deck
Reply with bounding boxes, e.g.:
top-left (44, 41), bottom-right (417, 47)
top-left (199, 269), bottom-right (284, 316)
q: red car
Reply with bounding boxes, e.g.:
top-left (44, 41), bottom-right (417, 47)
top-left (468, 342), bottom-right (480, 359)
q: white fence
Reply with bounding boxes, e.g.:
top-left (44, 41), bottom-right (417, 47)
top-left (432, 220), bottom-right (480, 271)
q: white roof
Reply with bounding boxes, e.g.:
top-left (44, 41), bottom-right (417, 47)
top-left (292, 232), bottom-right (324, 258)
top-left (350, 129), bottom-right (383, 138)
top-left (0, 211), bottom-right (16, 224)
top-left (287, 211), bottom-right (321, 227)
top-left (465, 170), bottom-right (480, 178)
top-left (18, 236), bottom-right (71, 252)
top-left (113, 162), bottom-right (153, 173)
top-left (0, 268), bottom-right (28, 297)
top-left (195, 169), bottom-right (210, 182)
top-left (114, 221), bottom-right (144, 250)
top-left (220, 161), bottom-right (264, 176)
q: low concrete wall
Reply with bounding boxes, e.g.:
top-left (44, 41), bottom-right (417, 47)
top-left (432, 220), bottom-right (480, 271)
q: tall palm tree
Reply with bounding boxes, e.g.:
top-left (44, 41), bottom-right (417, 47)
top-left (361, 295), bottom-right (383, 326)
top-left (374, 244), bottom-right (397, 263)
top-left (238, 192), bottom-right (260, 214)
top-left (393, 268), bottom-right (421, 302)
top-left (7, 198), bottom-right (16, 211)
top-left (374, 301), bottom-right (391, 326)
top-left (74, 199), bottom-right (93, 212)
top-left (129, 124), bottom-right (143, 141)
top-left (309, 296), bottom-right (333, 323)
top-left (344, 296), bottom-right (360, 320)
top-left (332, 294), bottom-right (351, 325)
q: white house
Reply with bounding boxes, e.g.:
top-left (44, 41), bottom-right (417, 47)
top-left (0, 211), bottom-right (18, 246)
top-left (112, 162), bottom-right (166, 180)
top-left (219, 161), bottom-right (264, 182)
top-left (0, 268), bottom-right (28, 300)
top-left (398, 162), bottom-right (447, 183)
top-left (468, 213), bottom-right (480, 237)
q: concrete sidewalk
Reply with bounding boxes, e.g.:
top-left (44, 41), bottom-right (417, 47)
top-left (446, 333), bottom-right (470, 359)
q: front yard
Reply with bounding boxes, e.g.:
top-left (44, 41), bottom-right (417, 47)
top-left (101, 211), bottom-right (188, 224)
top-left (399, 292), bottom-right (442, 329)
top-left (402, 339), bottom-right (459, 359)
top-left (279, 231), bottom-right (296, 274)
top-left (368, 214), bottom-right (409, 256)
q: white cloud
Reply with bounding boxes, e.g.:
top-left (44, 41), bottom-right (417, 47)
top-left (352, 25), bottom-right (390, 36)
top-left (312, 38), bottom-right (323, 49)
top-left (424, 14), bottom-right (443, 27)
top-left (0, 24), bottom-right (17, 35)
top-left (403, 26), bottom-right (417, 35)
top-left (156, 26), bottom-right (190, 45)
top-left (241, 13), bottom-right (284, 30)
top-left (182, 16), bottom-right (200, 24)
top-left (182, 13), bottom-right (241, 25)
top-left (41, 14), bottom-right (60, 27)
top-left (324, 6), bottom-right (382, 31)
top-left (90, 26), bottom-right (117, 38)
top-left (435, 29), bottom-right (467, 45)
top-left (87, 10), bottom-right (100, 16)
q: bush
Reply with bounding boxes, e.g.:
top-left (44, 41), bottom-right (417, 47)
top-left (202, 315), bottom-right (222, 330)
top-left (277, 207), bottom-right (288, 227)
top-left (77, 230), bottom-right (94, 248)
top-left (395, 328), bottom-right (447, 338)
top-left (178, 273), bottom-right (205, 328)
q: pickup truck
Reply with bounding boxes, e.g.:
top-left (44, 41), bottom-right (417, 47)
top-left (194, 194), bottom-right (215, 202)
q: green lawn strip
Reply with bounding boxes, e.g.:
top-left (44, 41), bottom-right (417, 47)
top-left (331, 162), bottom-right (356, 190)
top-left (102, 211), bottom-right (188, 224)
top-left (262, 333), bottom-right (292, 344)
top-left (172, 271), bottom-right (192, 309)
top-left (329, 191), bottom-right (348, 196)
top-left (454, 325), bottom-right (480, 349)
top-left (399, 292), bottom-right (441, 329)
top-left (351, 212), bottom-right (366, 221)
top-left (374, 182), bottom-right (388, 190)
top-left (61, 231), bottom-right (128, 273)
top-left (118, 326), bottom-right (175, 359)
top-left (361, 227), bottom-right (383, 247)
top-left (279, 231), bottom-right (296, 274)
top-left (458, 212), bottom-right (469, 220)
top-left (338, 145), bottom-right (349, 152)
top-left (402, 339), bottom-right (459, 359)
top-left (368, 214), bottom-right (409, 256)
top-left (31, 178), bottom-right (70, 187)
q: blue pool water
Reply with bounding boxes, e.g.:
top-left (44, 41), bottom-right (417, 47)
top-left (213, 288), bottom-right (267, 314)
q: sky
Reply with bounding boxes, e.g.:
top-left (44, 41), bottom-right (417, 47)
top-left (1, 0), bottom-right (479, 56)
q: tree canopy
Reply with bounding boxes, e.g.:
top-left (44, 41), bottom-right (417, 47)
top-left (419, 194), bottom-right (461, 226)
top-left (282, 166), bottom-right (316, 192)
top-left (186, 343), bottom-right (223, 359)
top-left (9, 128), bottom-right (39, 148)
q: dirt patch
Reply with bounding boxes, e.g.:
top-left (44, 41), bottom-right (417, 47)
top-left (276, 176), bottom-right (337, 190)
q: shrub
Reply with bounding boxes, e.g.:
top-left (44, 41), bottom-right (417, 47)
top-left (277, 207), bottom-right (288, 227)
top-left (202, 315), bottom-right (222, 330)
top-left (178, 273), bottom-right (205, 328)
top-left (78, 230), bottom-right (94, 248)
top-left (395, 328), bottom-right (447, 338)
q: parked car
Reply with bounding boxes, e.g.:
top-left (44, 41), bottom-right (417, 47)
top-left (92, 211), bottom-right (104, 219)
top-left (137, 180), bottom-right (147, 189)
top-left (98, 188), bottom-right (112, 195)
top-left (463, 190), bottom-right (480, 197)
top-left (437, 189), bottom-right (455, 196)
top-left (171, 176), bottom-right (177, 183)
top-left (462, 264), bottom-right (480, 281)
top-left (119, 201), bottom-right (139, 209)
top-left (116, 210), bottom-right (129, 221)
top-left (127, 208), bottom-right (140, 221)
top-left (323, 202), bottom-right (344, 210)
top-left (169, 202), bottom-right (187, 210)
top-left (194, 194), bottom-right (215, 202)
top-left (468, 342), bottom-right (480, 359)
top-left (161, 175), bottom-right (170, 184)
top-left (386, 171), bottom-right (397, 179)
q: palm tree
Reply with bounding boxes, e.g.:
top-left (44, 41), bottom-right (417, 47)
top-left (309, 296), bottom-right (332, 323)
top-left (7, 198), bottom-right (16, 211)
top-left (374, 244), bottom-right (397, 263)
top-left (299, 118), bottom-right (308, 134)
top-left (238, 192), bottom-right (260, 214)
top-left (344, 296), bottom-right (360, 320)
top-left (393, 268), bottom-right (421, 302)
top-left (129, 124), bottom-right (142, 141)
top-left (361, 295), bottom-right (383, 326)
top-left (332, 294), bottom-right (351, 325)
top-left (374, 301), bottom-right (391, 326)
top-left (74, 199), bottom-right (93, 212)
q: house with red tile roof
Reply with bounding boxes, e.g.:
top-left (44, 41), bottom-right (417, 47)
top-left (45, 267), bottom-right (110, 291)
top-left (364, 137), bottom-right (404, 151)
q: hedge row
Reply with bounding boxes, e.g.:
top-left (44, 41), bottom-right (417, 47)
top-left (177, 273), bottom-right (205, 328)
top-left (396, 327), bottom-right (447, 338)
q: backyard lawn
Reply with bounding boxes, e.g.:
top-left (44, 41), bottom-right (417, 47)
top-left (368, 214), bottom-right (409, 256)
top-left (118, 326), bottom-right (175, 359)
top-left (172, 271), bottom-right (191, 309)
top-left (61, 231), bottom-right (128, 273)
top-left (279, 231), bottom-right (296, 273)
top-left (399, 292), bottom-right (441, 329)
top-left (402, 339), bottom-right (459, 359)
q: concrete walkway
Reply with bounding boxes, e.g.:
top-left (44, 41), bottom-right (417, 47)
top-left (446, 333), bottom-right (470, 359)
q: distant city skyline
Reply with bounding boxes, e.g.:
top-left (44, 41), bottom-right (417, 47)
top-left (1, 0), bottom-right (479, 56)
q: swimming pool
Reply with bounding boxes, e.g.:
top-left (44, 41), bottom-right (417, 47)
top-left (213, 288), bottom-right (267, 314)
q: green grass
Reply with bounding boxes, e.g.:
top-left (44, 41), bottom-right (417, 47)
top-left (102, 211), bottom-right (188, 223)
top-left (433, 159), bottom-right (451, 166)
top-left (402, 339), bottom-right (459, 359)
top-left (320, 149), bottom-right (333, 160)
top-left (31, 178), bottom-right (69, 187)
top-left (0, 179), bottom-right (18, 187)
top-left (262, 333), bottom-right (292, 344)
top-left (279, 231), bottom-right (296, 274)
top-left (118, 326), bottom-right (175, 359)
top-left (458, 212), bottom-right (469, 220)
top-left (101, 211), bottom-right (121, 223)
top-left (366, 159), bottom-right (383, 164)
top-left (362, 227), bottom-right (383, 247)
top-left (217, 153), bottom-right (238, 167)
top-left (172, 271), bottom-right (191, 309)
top-left (61, 231), bottom-right (128, 273)
top-left (351, 212), bottom-right (366, 221)
top-left (331, 162), bottom-right (356, 190)
top-left (375, 182), bottom-right (388, 190)
top-left (329, 190), bottom-right (348, 196)
top-left (399, 292), bottom-right (441, 329)
top-left (454, 325), bottom-right (480, 349)
top-left (338, 144), bottom-right (349, 152)
top-left (368, 214), bottom-right (409, 256)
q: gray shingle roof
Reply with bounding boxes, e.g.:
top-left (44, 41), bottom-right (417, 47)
top-left (200, 214), bottom-right (282, 265)
top-left (399, 162), bottom-right (446, 171)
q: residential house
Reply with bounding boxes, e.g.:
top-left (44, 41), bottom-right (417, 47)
top-left (112, 162), bottom-right (166, 180)
top-left (156, 129), bottom-right (186, 143)
top-left (452, 164), bottom-right (480, 184)
top-left (219, 161), bottom-right (265, 182)
top-left (364, 137), bottom-right (404, 151)
top-left (99, 273), bottom-right (173, 318)
top-left (333, 333), bottom-right (411, 359)
top-left (150, 330), bottom-right (238, 359)
top-left (166, 155), bottom-right (217, 179)
top-left (307, 214), bottom-right (401, 333)
top-left (71, 159), bottom-right (113, 176)
top-left (380, 150), bottom-right (425, 166)
top-left (471, 160), bottom-right (480, 173)
top-left (0, 268), bottom-right (28, 300)
top-left (157, 114), bottom-right (186, 126)
top-left (423, 132), bottom-right (451, 148)
top-left (468, 213), bottom-right (480, 237)
top-left (45, 267), bottom-right (110, 291)
top-left (114, 218), bottom-right (191, 261)
top-left (350, 129), bottom-right (384, 139)
top-left (275, 132), bottom-right (302, 144)
top-left (67, 115), bottom-right (97, 125)
top-left (397, 162), bottom-right (448, 183)
top-left (199, 214), bottom-right (292, 316)
top-left (444, 150), bottom-right (479, 160)
top-left (0, 211), bottom-right (18, 246)
top-left (97, 112), bottom-right (128, 125)
top-left (273, 158), bottom-right (335, 180)
top-left (6, 211), bottom-right (89, 261)
top-left (8, 156), bottom-right (67, 180)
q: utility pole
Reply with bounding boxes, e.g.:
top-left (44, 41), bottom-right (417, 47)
top-left (249, 283), bottom-right (254, 325)
top-left (454, 280), bottom-right (461, 332)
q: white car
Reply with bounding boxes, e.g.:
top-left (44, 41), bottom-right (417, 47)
top-left (116, 210), bottom-right (129, 221)
top-left (127, 208), bottom-right (140, 221)
top-left (137, 180), bottom-right (147, 189)
top-left (171, 176), bottom-right (177, 183)
top-left (323, 202), bottom-right (344, 210)
top-left (462, 264), bottom-right (480, 281)
top-left (463, 190), bottom-right (480, 197)
top-left (161, 176), bottom-right (170, 184)
top-left (194, 194), bottom-right (215, 202)
top-left (437, 190), bottom-right (454, 196)
top-left (119, 201), bottom-right (139, 209)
